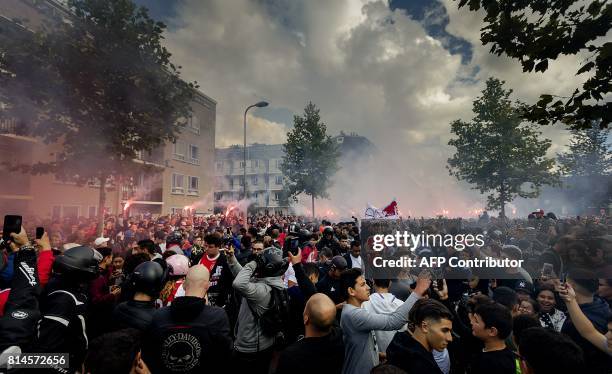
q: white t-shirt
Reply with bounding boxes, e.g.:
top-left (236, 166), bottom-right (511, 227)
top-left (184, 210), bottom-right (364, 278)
top-left (350, 254), bottom-right (362, 269)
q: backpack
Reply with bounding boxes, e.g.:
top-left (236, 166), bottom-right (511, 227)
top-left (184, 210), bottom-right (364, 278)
top-left (247, 286), bottom-right (291, 348)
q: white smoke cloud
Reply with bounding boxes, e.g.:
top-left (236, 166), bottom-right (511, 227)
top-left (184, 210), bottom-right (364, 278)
top-left (160, 0), bottom-right (586, 217)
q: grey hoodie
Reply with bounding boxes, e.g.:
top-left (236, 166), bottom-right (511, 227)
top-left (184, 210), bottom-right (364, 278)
top-left (362, 292), bottom-right (406, 353)
top-left (231, 261), bottom-right (285, 353)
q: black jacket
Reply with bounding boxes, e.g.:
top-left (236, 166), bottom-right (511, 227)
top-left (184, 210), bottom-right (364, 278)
top-left (30, 277), bottom-right (89, 374)
top-left (386, 332), bottom-right (443, 374)
top-left (112, 300), bottom-right (156, 331)
top-left (315, 274), bottom-right (344, 305)
top-left (317, 238), bottom-right (341, 256)
top-left (142, 296), bottom-right (232, 373)
top-left (276, 328), bottom-right (345, 374)
top-left (561, 297), bottom-right (612, 374)
top-left (191, 252), bottom-right (234, 308)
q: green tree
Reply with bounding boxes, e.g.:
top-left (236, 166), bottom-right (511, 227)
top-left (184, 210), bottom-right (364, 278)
top-left (281, 102), bottom-right (339, 219)
top-left (447, 77), bottom-right (559, 218)
top-left (0, 0), bottom-right (196, 233)
top-left (558, 121), bottom-right (611, 177)
top-left (456, 0), bottom-right (611, 129)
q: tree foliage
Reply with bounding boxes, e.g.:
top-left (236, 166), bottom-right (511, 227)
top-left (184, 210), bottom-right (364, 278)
top-left (0, 0), bottom-right (196, 230)
top-left (457, 0), bottom-right (612, 129)
top-left (558, 121), bottom-right (612, 177)
top-left (281, 102), bottom-right (339, 217)
top-left (447, 78), bottom-right (559, 217)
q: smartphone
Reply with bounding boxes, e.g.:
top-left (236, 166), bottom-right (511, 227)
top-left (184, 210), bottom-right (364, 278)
top-left (3, 215), bottom-right (22, 242)
top-left (437, 279), bottom-right (444, 289)
top-left (541, 263), bottom-right (554, 278)
top-left (36, 227), bottom-right (45, 240)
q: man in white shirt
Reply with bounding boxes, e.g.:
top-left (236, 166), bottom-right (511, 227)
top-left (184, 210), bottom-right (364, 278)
top-left (344, 240), bottom-right (364, 271)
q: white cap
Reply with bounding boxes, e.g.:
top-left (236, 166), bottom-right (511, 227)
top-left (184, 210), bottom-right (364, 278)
top-left (94, 237), bottom-right (110, 247)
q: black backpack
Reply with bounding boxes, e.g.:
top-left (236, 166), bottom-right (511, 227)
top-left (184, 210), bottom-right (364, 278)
top-left (247, 286), bottom-right (291, 348)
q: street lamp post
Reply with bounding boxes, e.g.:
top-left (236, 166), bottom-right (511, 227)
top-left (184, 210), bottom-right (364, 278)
top-left (243, 101), bottom-right (269, 201)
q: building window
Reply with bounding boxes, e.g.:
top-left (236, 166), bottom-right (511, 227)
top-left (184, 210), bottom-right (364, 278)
top-left (88, 206), bottom-right (96, 219)
top-left (252, 160), bottom-right (259, 168)
top-left (275, 159), bottom-right (280, 169)
top-left (216, 161), bottom-right (223, 170)
top-left (189, 145), bottom-right (200, 164)
top-left (275, 176), bottom-right (283, 185)
top-left (52, 206), bottom-right (61, 219)
top-left (63, 206), bottom-right (80, 219)
top-left (239, 161), bottom-right (245, 169)
top-left (172, 173), bottom-right (185, 194)
top-left (215, 193), bottom-right (222, 201)
top-left (173, 141), bottom-right (186, 161)
top-left (274, 192), bottom-right (281, 201)
top-left (251, 176), bottom-right (258, 185)
top-left (264, 175), bottom-right (269, 185)
top-left (254, 192), bottom-right (259, 199)
top-left (187, 176), bottom-right (199, 195)
top-left (188, 114), bottom-right (200, 134)
top-left (239, 176), bottom-right (244, 186)
top-left (229, 178), bottom-right (234, 189)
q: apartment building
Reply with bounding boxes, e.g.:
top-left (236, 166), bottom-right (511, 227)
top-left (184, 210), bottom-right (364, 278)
top-left (214, 144), bottom-right (289, 215)
top-left (0, 0), bottom-right (215, 218)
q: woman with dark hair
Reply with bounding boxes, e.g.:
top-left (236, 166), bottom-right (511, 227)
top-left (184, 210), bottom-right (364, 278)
top-left (536, 284), bottom-right (566, 331)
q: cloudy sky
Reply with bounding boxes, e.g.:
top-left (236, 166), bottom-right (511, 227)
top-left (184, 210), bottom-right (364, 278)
top-left (135, 0), bottom-right (596, 217)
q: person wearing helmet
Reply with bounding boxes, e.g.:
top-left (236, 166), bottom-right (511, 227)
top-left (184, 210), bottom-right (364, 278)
top-left (112, 261), bottom-right (167, 331)
top-left (30, 245), bottom-right (102, 374)
top-left (159, 254), bottom-right (189, 306)
top-left (231, 246), bottom-right (289, 373)
top-left (317, 226), bottom-right (341, 256)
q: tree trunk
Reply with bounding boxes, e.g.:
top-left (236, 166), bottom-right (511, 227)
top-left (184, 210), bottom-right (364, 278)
top-left (499, 181), bottom-right (506, 219)
top-left (97, 175), bottom-right (107, 236)
top-left (311, 195), bottom-right (315, 220)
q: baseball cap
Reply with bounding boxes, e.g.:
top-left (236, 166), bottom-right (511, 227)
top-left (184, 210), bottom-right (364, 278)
top-left (94, 237), bottom-right (110, 247)
top-left (331, 256), bottom-right (348, 270)
top-left (515, 281), bottom-right (534, 295)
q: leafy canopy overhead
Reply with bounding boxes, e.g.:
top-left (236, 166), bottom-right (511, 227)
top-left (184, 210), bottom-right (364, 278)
top-left (0, 0), bottom-right (196, 183)
top-left (457, 0), bottom-right (612, 129)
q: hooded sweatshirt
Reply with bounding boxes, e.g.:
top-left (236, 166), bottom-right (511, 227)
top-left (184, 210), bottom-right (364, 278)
top-left (362, 292), bottom-right (405, 353)
top-left (231, 261), bottom-right (285, 353)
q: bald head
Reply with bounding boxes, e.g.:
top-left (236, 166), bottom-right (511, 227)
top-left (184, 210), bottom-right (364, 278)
top-left (183, 265), bottom-right (210, 298)
top-left (304, 293), bottom-right (336, 334)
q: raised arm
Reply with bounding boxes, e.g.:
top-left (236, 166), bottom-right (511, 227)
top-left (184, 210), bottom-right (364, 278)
top-left (558, 283), bottom-right (611, 355)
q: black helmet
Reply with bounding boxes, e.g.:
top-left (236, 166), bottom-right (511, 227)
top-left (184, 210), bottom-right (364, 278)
top-left (288, 222), bottom-right (301, 236)
top-left (53, 246), bottom-right (102, 280)
top-left (256, 247), bottom-right (288, 278)
top-left (130, 261), bottom-right (167, 297)
top-left (166, 231), bottom-right (183, 245)
top-left (323, 227), bottom-right (334, 236)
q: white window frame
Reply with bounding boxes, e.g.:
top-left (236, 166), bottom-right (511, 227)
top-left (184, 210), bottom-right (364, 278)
top-left (188, 114), bottom-right (200, 134)
top-left (88, 206), bottom-right (97, 219)
top-left (274, 192), bottom-right (281, 201)
top-left (252, 160), bottom-right (259, 168)
top-left (173, 141), bottom-right (186, 161)
top-left (172, 173), bottom-right (185, 194)
top-left (251, 176), bottom-right (258, 186)
top-left (275, 175), bottom-right (283, 185)
top-left (189, 144), bottom-right (200, 165)
top-left (187, 176), bottom-right (199, 196)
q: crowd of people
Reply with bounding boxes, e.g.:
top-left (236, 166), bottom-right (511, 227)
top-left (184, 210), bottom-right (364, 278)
top-left (0, 210), bottom-right (610, 374)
